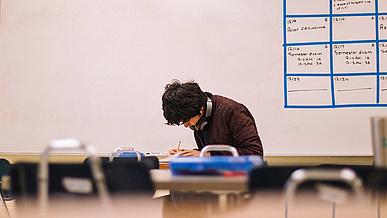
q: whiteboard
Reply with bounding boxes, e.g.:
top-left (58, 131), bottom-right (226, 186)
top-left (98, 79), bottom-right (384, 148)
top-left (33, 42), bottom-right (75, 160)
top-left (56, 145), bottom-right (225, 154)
top-left (0, 0), bottom-right (383, 156)
top-left (284, 0), bottom-right (387, 108)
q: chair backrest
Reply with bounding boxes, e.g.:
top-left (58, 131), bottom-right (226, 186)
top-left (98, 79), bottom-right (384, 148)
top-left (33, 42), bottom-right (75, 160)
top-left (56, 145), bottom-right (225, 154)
top-left (101, 161), bottom-right (154, 195)
top-left (353, 166), bottom-right (387, 192)
top-left (11, 162), bottom-right (113, 217)
top-left (0, 159), bottom-right (13, 200)
top-left (11, 162), bottom-right (97, 197)
top-left (0, 159), bottom-right (11, 176)
top-left (284, 167), bottom-right (364, 202)
top-left (113, 156), bottom-right (159, 169)
top-left (249, 166), bottom-right (308, 191)
top-left (0, 159), bottom-right (12, 218)
top-left (107, 146), bottom-right (160, 169)
top-left (283, 167), bottom-right (365, 218)
top-left (109, 147), bottom-right (142, 162)
top-left (83, 156), bottom-right (159, 170)
top-left (83, 157), bottom-right (110, 166)
top-left (12, 161), bottom-right (155, 195)
top-left (249, 164), bottom-right (377, 192)
top-left (83, 155), bottom-right (156, 194)
top-left (83, 156), bottom-right (157, 194)
top-left (316, 164), bottom-right (386, 191)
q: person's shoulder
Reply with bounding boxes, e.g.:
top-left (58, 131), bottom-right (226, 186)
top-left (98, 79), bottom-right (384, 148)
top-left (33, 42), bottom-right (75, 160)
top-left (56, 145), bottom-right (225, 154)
top-left (212, 94), bottom-right (246, 111)
top-left (212, 94), bottom-right (240, 104)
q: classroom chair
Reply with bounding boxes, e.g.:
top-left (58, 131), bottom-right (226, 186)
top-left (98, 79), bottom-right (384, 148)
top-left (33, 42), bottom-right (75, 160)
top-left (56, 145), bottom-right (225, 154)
top-left (109, 147), bottom-right (159, 169)
top-left (11, 162), bottom-right (102, 196)
top-left (82, 147), bottom-right (156, 195)
top-left (0, 158), bottom-right (12, 218)
top-left (82, 159), bottom-right (155, 195)
top-left (11, 160), bottom-right (155, 211)
top-left (284, 167), bottom-right (365, 218)
top-left (165, 145), bottom-right (264, 217)
top-left (316, 164), bottom-right (378, 189)
top-left (249, 165), bottom-right (368, 218)
top-left (11, 139), bottom-right (110, 215)
top-left (83, 157), bottom-right (159, 172)
top-left (248, 164), bottom-right (375, 191)
top-left (262, 164), bottom-right (387, 218)
top-left (284, 167), bottom-right (364, 199)
top-left (249, 165), bottom-right (308, 191)
top-left (109, 147), bottom-right (143, 161)
top-left (83, 146), bottom-right (159, 170)
top-left (199, 144), bottom-right (239, 157)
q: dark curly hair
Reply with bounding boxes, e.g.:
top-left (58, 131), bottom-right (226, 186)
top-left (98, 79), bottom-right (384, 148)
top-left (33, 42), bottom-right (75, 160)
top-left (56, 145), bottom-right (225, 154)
top-left (162, 80), bottom-right (207, 125)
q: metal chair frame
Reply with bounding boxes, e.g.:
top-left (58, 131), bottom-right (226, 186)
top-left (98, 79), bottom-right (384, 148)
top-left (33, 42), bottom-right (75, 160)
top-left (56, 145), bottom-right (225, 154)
top-left (38, 139), bottom-right (111, 215)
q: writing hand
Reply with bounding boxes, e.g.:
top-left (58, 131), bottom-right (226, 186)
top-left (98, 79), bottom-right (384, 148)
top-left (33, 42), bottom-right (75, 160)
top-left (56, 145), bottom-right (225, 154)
top-left (178, 150), bottom-right (203, 157)
top-left (168, 149), bottom-right (185, 157)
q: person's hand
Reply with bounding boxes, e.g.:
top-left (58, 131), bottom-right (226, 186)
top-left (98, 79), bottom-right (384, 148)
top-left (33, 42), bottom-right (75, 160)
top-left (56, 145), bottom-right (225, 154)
top-left (178, 150), bottom-right (200, 156)
top-left (168, 149), bottom-right (185, 157)
top-left (179, 150), bottom-right (211, 157)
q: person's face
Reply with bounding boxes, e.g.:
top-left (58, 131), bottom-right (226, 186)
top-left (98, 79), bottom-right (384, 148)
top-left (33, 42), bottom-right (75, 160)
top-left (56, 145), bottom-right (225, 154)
top-left (181, 107), bottom-right (204, 128)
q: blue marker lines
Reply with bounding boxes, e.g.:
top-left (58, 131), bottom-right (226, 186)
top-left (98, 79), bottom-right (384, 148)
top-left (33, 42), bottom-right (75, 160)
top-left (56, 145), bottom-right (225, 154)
top-left (284, 0), bottom-right (386, 109)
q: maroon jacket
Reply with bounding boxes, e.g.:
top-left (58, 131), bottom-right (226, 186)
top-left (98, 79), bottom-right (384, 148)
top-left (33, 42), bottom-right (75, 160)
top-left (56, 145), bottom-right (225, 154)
top-left (193, 93), bottom-right (263, 156)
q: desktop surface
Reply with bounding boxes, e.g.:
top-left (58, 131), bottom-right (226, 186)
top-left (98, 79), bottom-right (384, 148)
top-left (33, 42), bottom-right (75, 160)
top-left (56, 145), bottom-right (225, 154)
top-left (150, 169), bottom-right (248, 192)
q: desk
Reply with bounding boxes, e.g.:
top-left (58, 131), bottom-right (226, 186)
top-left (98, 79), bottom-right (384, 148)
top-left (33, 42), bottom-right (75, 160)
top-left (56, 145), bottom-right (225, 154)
top-left (150, 169), bottom-right (248, 192)
top-left (213, 191), bottom-right (382, 218)
top-left (150, 169), bottom-right (250, 213)
top-left (14, 196), bottom-right (164, 218)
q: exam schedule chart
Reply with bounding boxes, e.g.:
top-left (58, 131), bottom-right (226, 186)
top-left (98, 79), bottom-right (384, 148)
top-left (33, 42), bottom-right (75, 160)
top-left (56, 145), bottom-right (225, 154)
top-left (284, 0), bottom-right (387, 108)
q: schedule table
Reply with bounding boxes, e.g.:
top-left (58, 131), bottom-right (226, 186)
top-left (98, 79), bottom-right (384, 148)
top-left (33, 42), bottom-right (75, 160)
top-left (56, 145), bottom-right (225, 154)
top-left (284, 0), bottom-right (387, 108)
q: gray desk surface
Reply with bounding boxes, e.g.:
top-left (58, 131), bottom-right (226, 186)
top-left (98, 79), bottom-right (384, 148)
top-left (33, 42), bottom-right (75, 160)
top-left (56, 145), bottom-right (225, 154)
top-left (150, 169), bottom-right (248, 192)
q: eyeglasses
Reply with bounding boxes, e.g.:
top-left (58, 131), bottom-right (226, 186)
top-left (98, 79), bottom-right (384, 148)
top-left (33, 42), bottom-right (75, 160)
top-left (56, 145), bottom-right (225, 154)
top-left (179, 120), bottom-right (189, 126)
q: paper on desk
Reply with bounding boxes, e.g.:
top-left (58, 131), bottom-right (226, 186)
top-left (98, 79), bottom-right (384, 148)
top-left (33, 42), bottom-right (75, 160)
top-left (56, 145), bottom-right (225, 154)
top-left (159, 152), bottom-right (181, 163)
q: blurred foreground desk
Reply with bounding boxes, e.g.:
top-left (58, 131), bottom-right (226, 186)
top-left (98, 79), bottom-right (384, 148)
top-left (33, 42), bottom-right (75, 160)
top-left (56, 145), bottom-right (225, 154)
top-left (213, 191), bottom-right (382, 218)
top-left (150, 169), bottom-right (250, 215)
top-left (150, 169), bottom-right (248, 192)
top-left (15, 196), bottom-right (164, 218)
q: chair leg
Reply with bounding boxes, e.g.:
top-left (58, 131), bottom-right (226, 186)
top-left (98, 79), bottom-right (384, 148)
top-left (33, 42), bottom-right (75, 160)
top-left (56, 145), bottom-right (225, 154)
top-left (0, 191), bottom-right (11, 218)
top-left (285, 199), bottom-right (288, 218)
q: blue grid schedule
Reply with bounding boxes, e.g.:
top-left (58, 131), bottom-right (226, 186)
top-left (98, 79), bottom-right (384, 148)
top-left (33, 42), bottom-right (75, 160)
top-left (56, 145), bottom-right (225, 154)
top-left (284, 0), bottom-right (387, 108)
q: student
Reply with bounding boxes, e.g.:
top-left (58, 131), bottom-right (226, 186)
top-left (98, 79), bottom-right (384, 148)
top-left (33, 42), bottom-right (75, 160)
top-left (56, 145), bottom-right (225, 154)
top-left (162, 80), bottom-right (263, 156)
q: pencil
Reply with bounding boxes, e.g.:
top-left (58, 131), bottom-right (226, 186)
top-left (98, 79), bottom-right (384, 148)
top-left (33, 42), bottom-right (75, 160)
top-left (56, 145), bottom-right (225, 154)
top-left (177, 141), bottom-right (181, 150)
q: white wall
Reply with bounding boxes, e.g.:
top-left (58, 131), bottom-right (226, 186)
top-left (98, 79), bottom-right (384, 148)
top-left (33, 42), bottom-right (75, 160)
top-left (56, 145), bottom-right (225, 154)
top-left (0, 0), bottom-right (380, 155)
